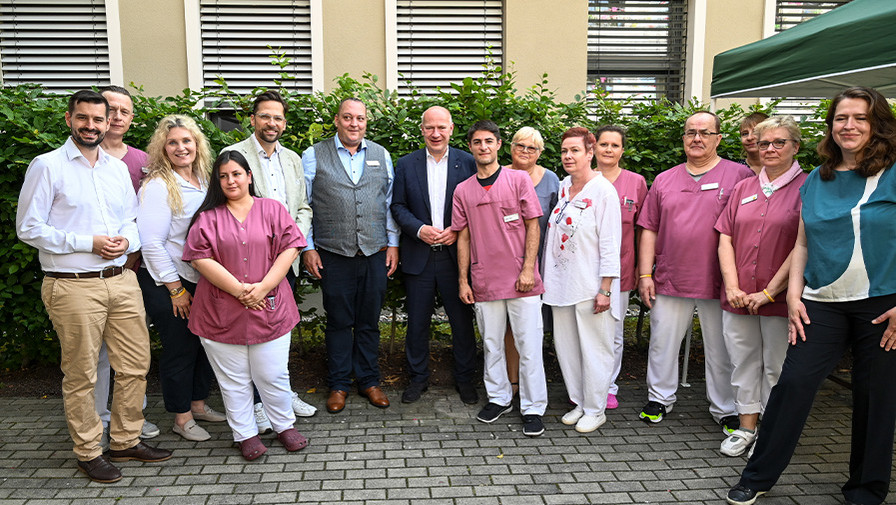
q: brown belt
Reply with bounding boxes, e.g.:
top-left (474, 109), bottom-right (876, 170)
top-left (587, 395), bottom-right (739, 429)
top-left (45, 267), bottom-right (125, 279)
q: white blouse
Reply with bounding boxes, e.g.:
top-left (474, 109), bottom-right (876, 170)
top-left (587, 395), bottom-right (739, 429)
top-left (542, 173), bottom-right (622, 319)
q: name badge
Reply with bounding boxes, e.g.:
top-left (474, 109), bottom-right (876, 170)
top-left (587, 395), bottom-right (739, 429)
top-left (701, 182), bottom-right (719, 191)
top-left (741, 194), bottom-right (758, 205)
top-left (573, 200), bottom-right (588, 209)
top-left (366, 160), bottom-right (380, 167)
top-left (503, 213), bottom-right (520, 223)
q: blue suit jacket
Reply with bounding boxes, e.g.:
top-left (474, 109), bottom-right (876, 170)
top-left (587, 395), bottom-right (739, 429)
top-left (391, 147), bottom-right (476, 275)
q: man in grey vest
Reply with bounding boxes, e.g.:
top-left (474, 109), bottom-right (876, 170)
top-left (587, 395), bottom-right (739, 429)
top-left (221, 90), bottom-right (317, 426)
top-left (301, 97), bottom-right (399, 414)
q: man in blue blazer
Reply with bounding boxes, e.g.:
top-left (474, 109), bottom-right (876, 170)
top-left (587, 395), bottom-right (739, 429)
top-left (391, 106), bottom-right (478, 404)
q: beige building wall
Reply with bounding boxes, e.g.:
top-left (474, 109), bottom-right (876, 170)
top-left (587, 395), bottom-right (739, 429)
top-left (321, 0), bottom-right (386, 92)
top-left (118, 0), bottom-right (190, 97)
top-left (701, 0), bottom-right (767, 107)
top-left (504, 0), bottom-right (588, 102)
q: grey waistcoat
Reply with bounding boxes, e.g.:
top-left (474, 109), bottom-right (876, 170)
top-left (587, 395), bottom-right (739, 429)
top-left (310, 138), bottom-right (390, 257)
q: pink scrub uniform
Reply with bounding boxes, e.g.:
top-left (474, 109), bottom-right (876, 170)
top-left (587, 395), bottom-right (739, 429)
top-left (612, 169), bottom-right (648, 292)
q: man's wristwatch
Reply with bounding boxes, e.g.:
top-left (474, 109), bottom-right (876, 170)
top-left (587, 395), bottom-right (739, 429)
top-left (598, 289), bottom-right (611, 297)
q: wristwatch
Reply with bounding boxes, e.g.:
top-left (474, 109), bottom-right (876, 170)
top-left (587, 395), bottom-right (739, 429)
top-left (169, 286), bottom-right (186, 297)
top-left (598, 289), bottom-right (611, 297)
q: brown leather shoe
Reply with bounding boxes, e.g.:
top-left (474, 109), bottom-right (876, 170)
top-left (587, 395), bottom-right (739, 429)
top-left (108, 442), bottom-right (173, 463)
top-left (77, 455), bottom-right (122, 483)
top-left (360, 386), bottom-right (390, 408)
top-left (326, 390), bottom-right (348, 413)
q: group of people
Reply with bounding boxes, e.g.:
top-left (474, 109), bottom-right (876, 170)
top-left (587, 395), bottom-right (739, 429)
top-left (15, 84), bottom-right (896, 505)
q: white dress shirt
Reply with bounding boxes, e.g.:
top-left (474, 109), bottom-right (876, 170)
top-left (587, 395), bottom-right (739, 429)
top-left (137, 173), bottom-right (207, 284)
top-left (425, 147), bottom-right (449, 232)
top-left (16, 137), bottom-right (140, 273)
top-left (251, 134), bottom-right (288, 209)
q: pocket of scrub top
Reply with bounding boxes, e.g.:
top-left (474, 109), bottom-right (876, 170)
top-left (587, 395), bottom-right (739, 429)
top-left (499, 205), bottom-right (523, 229)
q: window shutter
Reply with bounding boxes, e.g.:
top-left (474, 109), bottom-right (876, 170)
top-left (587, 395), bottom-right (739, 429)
top-left (0, 0), bottom-right (110, 93)
top-left (200, 0), bottom-right (312, 95)
top-left (587, 0), bottom-right (687, 109)
top-left (396, 0), bottom-right (503, 95)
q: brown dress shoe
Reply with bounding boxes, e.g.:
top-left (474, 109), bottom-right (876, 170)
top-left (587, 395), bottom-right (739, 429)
top-left (77, 455), bottom-right (122, 483)
top-left (361, 386), bottom-right (390, 408)
top-left (326, 390), bottom-right (348, 413)
top-left (108, 442), bottom-right (173, 463)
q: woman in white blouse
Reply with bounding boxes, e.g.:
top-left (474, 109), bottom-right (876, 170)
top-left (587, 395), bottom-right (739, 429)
top-left (543, 127), bottom-right (622, 433)
top-left (136, 115), bottom-right (226, 441)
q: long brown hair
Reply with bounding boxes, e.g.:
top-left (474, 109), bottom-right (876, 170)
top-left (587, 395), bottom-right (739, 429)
top-left (817, 86), bottom-right (896, 180)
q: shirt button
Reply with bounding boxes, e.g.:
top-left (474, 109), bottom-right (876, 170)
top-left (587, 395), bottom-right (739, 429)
top-left (752, 261), bottom-right (757, 265)
top-left (243, 258), bottom-right (248, 261)
top-left (242, 241), bottom-right (246, 245)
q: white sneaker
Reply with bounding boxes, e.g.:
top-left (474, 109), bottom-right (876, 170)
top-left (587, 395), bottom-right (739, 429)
top-left (561, 406), bottom-right (584, 426)
top-left (254, 402), bottom-right (273, 434)
top-left (291, 392), bottom-right (318, 417)
top-left (575, 413), bottom-right (607, 433)
top-left (721, 428), bottom-right (757, 457)
top-left (140, 419), bottom-right (160, 439)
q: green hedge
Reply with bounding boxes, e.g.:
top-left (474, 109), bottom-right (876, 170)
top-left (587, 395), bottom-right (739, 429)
top-left (0, 62), bottom-right (831, 368)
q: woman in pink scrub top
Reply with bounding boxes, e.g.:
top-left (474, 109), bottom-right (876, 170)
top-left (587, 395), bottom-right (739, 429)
top-left (184, 151), bottom-right (308, 461)
top-left (715, 116), bottom-right (806, 457)
top-left (593, 125), bottom-right (647, 410)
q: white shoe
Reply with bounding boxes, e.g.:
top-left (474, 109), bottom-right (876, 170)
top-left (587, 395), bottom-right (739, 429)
top-left (575, 413), bottom-right (606, 433)
top-left (173, 419), bottom-right (211, 442)
top-left (140, 419), bottom-right (160, 439)
top-left (192, 404), bottom-right (227, 423)
top-left (254, 402), bottom-right (273, 434)
top-left (291, 392), bottom-right (318, 417)
top-left (561, 406), bottom-right (584, 426)
top-left (721, 428), bottom-right (757, 457)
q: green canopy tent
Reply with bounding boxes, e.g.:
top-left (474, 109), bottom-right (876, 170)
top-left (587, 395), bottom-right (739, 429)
top-left (711, 0), bottom-right (896, 99)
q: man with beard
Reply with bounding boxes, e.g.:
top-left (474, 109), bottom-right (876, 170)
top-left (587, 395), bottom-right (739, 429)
top-left (221, 90), bottom-right (317, 427)
top-left (16, 90), bottom-right (172, 483)
top-left (451, 120), bottom-right (548, 437)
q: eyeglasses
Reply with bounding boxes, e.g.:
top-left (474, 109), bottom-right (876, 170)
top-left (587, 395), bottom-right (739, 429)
top-left (254, 112), bottom-right (285, 123)
top-left (683, 130), bottom-right (720, 139)
top-left (512, 142), bottom-right (541, 154)
top-left (758, 139), bottom-right (796, 150)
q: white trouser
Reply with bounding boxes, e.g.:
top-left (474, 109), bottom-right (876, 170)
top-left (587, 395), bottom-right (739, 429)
top-left (475, 296), bottom-right (547, 415)
top-left (201, 333), bottom-right (295, 441)
top-left (646, 294), bottom-right (735, 422)
top-left (552, 300), bottom-right (615, 416)
top-left (95, 342), bottom-right (147, 428)
top-left (608, 290), bottom-right (630, 396)
top-left (721, 311), bottom-right (789, 415)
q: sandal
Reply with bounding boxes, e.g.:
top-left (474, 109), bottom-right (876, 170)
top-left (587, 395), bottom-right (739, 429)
top-left (238, 435), bottom-right (267, 461)
top-left (277, 428), bottom-right (309, 452)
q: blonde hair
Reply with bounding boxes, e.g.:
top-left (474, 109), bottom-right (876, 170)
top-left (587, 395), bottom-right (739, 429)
top-left (511, 126), bottom-right (545, 151)
top-left (144, 115), bottom-right (212, 214)
top-left (753, 115), bottom-right (802, 144)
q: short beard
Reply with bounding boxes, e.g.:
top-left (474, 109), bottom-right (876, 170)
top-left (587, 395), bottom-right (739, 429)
top-left (72, 129), bottom-right (104, 148)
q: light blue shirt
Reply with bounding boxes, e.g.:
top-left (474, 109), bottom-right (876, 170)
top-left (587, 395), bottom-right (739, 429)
top-left (301, 136), bottom-right (399, 250)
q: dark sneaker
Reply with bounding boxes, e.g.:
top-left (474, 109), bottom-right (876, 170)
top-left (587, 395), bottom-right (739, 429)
top-left (726, 483), bottom-right (765, 505)
top-left (455, 382), bottom-right (479, 405)
top-left (401, 382), bottom-right (428, 403)
top-left (522, 415), bottom-right (545, 437)
top-left (476, 402), bottom-right (513, 423)
top-left (720, 415), bottom-right (740, 435)
top-left (639, 401), bottom-right (670, 423)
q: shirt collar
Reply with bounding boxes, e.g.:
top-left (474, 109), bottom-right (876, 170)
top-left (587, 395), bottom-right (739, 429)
top-left (426, 146), bottom-right (450, 163)
top-left (251, 132), bottom-right (282, 157)
top-left (334, 135), bottom-right (367, 153)
top-left (63, 136), bottom-right (111, 166)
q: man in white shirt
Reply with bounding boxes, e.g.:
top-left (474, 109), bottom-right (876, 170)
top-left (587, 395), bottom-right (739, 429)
top-left (221, 91), bottom-right (317, 426)
top-left (16, 90), bottom-right (172, 484)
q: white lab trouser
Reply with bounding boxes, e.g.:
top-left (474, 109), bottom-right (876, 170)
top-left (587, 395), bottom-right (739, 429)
top-left (200, 333), bottom-right (295, 441)
top-left (646, 294), bottom-right (736, 422)
top-left (722, 311), bottom-right (789, 415)
top-left (475, 295), bottom-right (547, 415)
top-left (95, 342), bottom-right (147, 427)
top-left (608, 290), bottom-right (631, 396)
top-left (552, 300), bottom-right (615, 416)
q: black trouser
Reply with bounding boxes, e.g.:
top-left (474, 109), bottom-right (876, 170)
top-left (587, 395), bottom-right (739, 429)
top-left (739, 293), bottom-right (896, 505)
top-left (137, 268), bottom-right (214, 414)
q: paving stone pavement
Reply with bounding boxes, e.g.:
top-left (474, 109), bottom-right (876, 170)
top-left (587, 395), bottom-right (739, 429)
top-left (0, 380), bottom-right (875, 505)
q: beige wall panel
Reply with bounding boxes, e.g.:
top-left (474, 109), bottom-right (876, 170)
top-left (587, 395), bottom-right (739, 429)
top-left (504, 0), bottom-right (587, 102)
top-left (702, 0), bottom-right (764, 107)
top-left (118, 0), bottom-right (189, 97)
top-left (321, 0), bottom-right (386, 91)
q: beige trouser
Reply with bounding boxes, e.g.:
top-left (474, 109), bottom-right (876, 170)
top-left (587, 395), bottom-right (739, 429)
top-left (41, 269), bottom-right (150, 461)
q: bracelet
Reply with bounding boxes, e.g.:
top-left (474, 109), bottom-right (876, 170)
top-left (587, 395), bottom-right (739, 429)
top-left (639, 274), bottom-right (652, 279)
top-left (762, 289), bottom-right (775, 303)
top-left (170, 287), bottom-right (187, 299)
